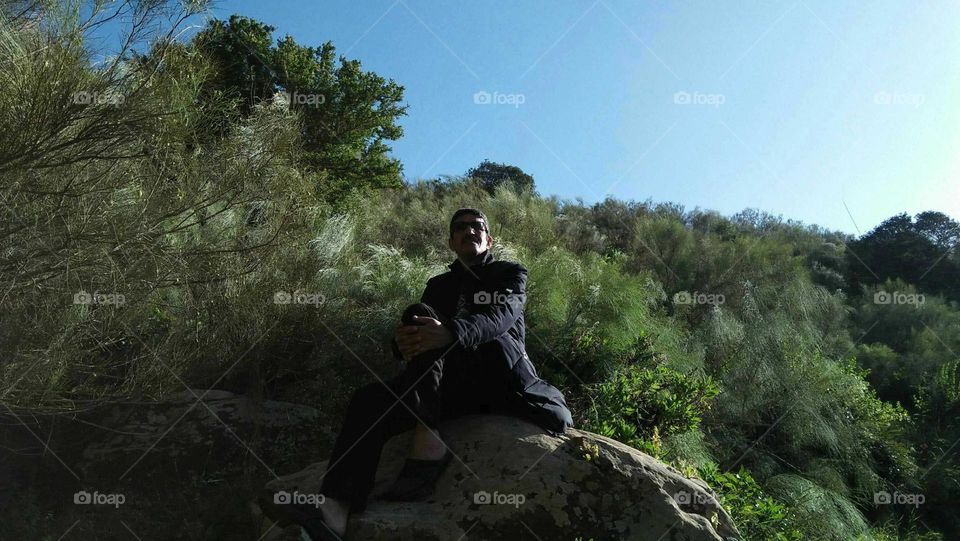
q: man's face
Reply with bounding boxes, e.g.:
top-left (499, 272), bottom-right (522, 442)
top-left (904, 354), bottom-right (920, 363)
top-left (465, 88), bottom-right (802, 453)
top-left (448, 214), bottom-right (493, 258)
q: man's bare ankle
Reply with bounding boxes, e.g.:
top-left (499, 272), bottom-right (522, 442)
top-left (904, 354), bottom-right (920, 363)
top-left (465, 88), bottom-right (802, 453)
top-left (410, 424), bottom-right (447, 460)
top-left (411, 440), bottom-right (447, 460)
top-left (319, 496), bottom-right (349, 536)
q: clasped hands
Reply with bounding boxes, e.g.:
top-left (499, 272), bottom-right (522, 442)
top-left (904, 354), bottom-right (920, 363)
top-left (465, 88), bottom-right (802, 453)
top-left (394, 316), bottom-right (455, 361)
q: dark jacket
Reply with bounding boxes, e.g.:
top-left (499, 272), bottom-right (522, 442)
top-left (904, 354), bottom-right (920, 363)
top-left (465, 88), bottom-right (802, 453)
top-left (394, 250), bottom-right (573, 435)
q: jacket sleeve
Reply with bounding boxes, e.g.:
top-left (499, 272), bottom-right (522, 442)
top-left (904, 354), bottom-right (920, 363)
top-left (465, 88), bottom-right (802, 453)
top-left (390, 277), bottom-right (442, 361)
top-left (449, 264), bottom-right (527, 349)
top-left (419, 276), bottom-right (444, 309)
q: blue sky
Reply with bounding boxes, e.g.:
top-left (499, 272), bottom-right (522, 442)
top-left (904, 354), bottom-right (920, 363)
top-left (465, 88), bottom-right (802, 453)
top-left (201, 0), bottom-right (959, 234)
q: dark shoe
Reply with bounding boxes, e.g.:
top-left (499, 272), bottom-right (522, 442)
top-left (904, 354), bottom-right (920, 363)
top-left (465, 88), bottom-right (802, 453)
top-left (382, 450), bottom-right (453, 501)
top-left (257, 490), bottom-right (343, 541)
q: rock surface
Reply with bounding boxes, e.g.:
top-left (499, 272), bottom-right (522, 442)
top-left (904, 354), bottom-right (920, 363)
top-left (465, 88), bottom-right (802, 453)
top-left (75, 389), bottom-right (325, 480)
top-left (254, 414), bottom-right (740, 541)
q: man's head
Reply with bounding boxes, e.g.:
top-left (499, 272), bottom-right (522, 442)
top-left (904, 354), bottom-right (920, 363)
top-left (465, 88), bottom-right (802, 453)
top-left (448, 208), bottom-right (493, 259)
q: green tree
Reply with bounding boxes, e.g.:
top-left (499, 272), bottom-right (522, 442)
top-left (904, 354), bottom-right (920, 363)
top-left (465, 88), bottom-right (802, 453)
top-left (192, 15), bottom-right (277, 116)
top-left (466, 159), bottom-right (536, 195)
top-left (847, 212), bottom-right (960, 301)
top-left (914, 211), bottom-right (960, 249)
top-left (187, 15), bottom-right (408, 200)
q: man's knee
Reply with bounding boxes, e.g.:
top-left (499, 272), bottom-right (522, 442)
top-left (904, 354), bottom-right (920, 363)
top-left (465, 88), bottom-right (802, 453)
top-left (401, 302), bottom-right (438, 325)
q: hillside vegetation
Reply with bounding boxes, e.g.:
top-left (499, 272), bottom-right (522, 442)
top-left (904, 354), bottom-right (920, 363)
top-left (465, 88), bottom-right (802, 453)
top-left (2, 3), bottom-right (957, 539)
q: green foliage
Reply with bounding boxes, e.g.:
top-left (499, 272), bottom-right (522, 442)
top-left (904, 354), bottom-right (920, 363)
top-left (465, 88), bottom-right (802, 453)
top-left (852, 280), bottom-right (960, 406)
top-left (807, 241), bottom-right (848, 291)
top-left (699, 275), bottom-right (915, 538)
top-left (766, 473), bottom-right (871, 539)
top-left (855, 343), bottom-right (903, 405)
top-left (466, 159), bottom-right (536, 195)
top-left (188, 14), bottom-right (408, 199)
top-left (911, 359), bottom-right (960, 535)
top-left (860, 526), bottom-right (944, 541)
top-left (2, 3), bottom-right (959, 539)
top-left (0, 1), bottom-right (317, 408)
top-left (582, 364), bottom-right (719, 456)
top-left (696, 463), bottom-right (806, 541)
top-left (192, 15), bottom-right (277, 115)
top-left (847, 212), bottom-right (960, 301)
top-left (523, 249), bottom-right (676, 385)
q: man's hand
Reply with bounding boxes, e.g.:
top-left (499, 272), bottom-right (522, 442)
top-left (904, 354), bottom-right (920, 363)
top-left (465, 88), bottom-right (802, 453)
top-left (394, 316), bottom-right (455, 360)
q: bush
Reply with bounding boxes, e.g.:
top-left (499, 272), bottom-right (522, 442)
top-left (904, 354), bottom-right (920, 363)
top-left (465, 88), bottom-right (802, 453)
top-left (582, 364), bottom-right (719, 457)
top-left (696, 463), bottom-right (806, 541)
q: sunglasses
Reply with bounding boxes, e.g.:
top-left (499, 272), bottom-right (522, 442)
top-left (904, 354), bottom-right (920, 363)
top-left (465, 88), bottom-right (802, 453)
top-left (451, 220), bottom-right (488, 233)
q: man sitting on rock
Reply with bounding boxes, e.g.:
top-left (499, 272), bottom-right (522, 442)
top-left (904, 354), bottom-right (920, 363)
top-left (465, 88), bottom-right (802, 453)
top-left (260, 208), bottom-right (574, 540)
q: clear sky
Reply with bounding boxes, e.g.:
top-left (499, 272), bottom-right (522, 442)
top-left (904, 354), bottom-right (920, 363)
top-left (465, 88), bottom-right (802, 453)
top-left (202, 0), bottom-right (959, 234)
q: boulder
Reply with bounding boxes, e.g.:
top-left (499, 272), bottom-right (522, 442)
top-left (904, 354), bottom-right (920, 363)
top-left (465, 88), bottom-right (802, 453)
top-left (253, 414), bottom-right (740, 541)
top-left (75, 389), bottom-right (325, 481)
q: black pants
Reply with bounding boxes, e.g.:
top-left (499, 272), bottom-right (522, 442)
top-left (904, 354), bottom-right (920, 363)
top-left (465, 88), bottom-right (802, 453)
top-left (320, 303), bottom-right (509, 512)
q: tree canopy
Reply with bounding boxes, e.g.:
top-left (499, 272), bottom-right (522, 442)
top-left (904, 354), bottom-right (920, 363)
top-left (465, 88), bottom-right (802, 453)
top-left (184, 15), bottom-right (408, 200)
top-left (847, 211), bottom-right (960, 301)
top-left (466, 159), bottom-right (536, 195)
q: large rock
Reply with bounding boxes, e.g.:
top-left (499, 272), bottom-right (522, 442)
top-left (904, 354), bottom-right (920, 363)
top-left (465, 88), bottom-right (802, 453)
top-left (1, 391), bottom-right (328, 540)
top-left (253, 415), bottom-right (740, 541)
top-left (75, 389), bottom-right (325, 481)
